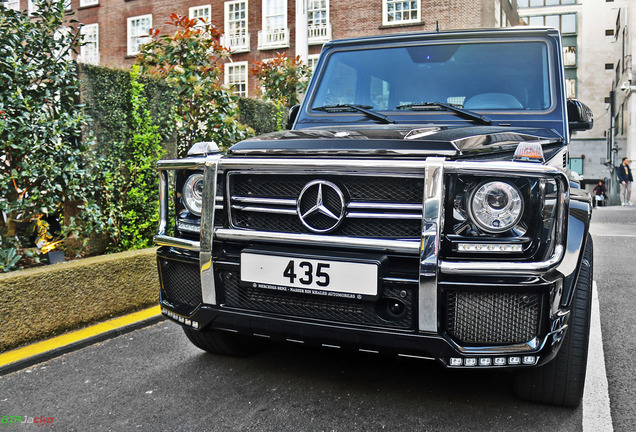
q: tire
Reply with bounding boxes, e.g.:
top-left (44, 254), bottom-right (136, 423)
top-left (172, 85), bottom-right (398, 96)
top-left (513, 233), bottom-right (593, 407)
top-left (183, 327), bottom-right (267, 357)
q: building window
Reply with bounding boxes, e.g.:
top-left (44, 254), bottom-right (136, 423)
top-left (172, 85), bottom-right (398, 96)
top-left (605, 63), bottom-right (613, 70)
top-left (565, 78), bottom-right (576, 99)
top-left (189, 5), bottom-right (211, 25)
top-left (518, 0), bottom-right (576, 6)
top-left (223, 1), bottom-right (249, 53)
top-left (225, 61), bottom-right (248, 97)
top-left (569, 157), bottom-right (583, 175)
top-left (307, 0), bottom-right (331, 44)
top-left (78, 23), bottom-right (99, 65)
top-left (127, 14), bottom-right (152, 56)
top-left (259, 0), bottom-right (289, 50)
top-left (383, 0), bottom-right (420, 26)
top-left (308, 54), bottom-right (320, 73)
top-left (605, 29), bottom-right (614, 36)
top-left (3, 0), bottom-right (20, 10)
top-left (522, 13), bottom-right (576, 34)
top-left (563, 45), bottom-right (576, 67)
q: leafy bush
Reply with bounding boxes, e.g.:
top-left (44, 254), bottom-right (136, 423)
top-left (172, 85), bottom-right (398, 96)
top-left (238, 98), bottom-right (288, 135)
top-left (252, 52), bottom-right (312, 108)
top-left (138, 13), bottom-right (252, 156)
top-left (0, 0), bottom-right (93, 258)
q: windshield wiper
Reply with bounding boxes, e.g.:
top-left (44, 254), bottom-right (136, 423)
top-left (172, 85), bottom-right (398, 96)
top-left (396, 102), bottom-right (492, 125)
top-left (313, 104), bottom-right (394, 124)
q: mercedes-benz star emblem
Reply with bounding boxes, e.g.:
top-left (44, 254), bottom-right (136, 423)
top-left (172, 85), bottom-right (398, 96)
top-left (297, 180), bottom-right (346, 233)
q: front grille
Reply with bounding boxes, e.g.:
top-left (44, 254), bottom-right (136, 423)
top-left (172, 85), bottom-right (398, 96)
top-left (228, 173), bottom-right (424, 239)
top-left (221, 270), bottom-right (415, 330)
top-left (159, 258), bottom-right (202, 315)
top-left (446, 290), bottom-right (541, 344)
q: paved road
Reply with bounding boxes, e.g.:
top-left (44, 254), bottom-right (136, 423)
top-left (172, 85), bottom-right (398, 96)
top-left (1, 206), bottom-right (634, 431)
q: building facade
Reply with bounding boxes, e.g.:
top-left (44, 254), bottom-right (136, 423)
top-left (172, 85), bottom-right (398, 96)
top-left (5, 0), bottom-right (519, 96)
top-left (518, 0), bottom-right (633, 201)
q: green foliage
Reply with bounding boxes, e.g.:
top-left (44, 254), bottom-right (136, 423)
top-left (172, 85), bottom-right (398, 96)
top-left (77, 66), bottom-right (165, 252)
top-left (252, 53), bottom-right (312, 108)
top-left (0, 0), bottom-right (92, 259)
top-left (138, 13), bottom-right (252, 156)
top-left (0, 247), bottom-right (21, 272)
top-left (119, 65), bottom-right (164, 250)
top-left (237, 98), bottom-right (289, 135)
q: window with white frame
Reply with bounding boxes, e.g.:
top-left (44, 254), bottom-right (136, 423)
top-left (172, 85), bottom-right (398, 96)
top-left (382, 0), bottom-right (420, 26)
top-left (80, 0), bottom-right (99, 7)
top-left (259, 0), bottom-right (288, 49)
top-left (27, 0), bottom-right (37, 14)
top-left (522, 13), bottom-right (576, 34)
top-left (127, 14), bottom-right (152, 56)
top-left (225, 61), bottom-right (248, 97)
top-left (224, 0), bottom-right (249, 52)
top-left (308, 54), bottom-right (320, 74)
top-left (189, 4), bottom-right (211, 25)
top-left (3, 0), bottom-right (20, 11)
top-left (79, 23), bottom-right (99, 65)
top-left (307, 0), bottom-right (330, 44)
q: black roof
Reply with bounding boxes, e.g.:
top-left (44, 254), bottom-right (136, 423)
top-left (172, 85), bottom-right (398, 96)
top-left (323, 26), bottom-right (560, 49)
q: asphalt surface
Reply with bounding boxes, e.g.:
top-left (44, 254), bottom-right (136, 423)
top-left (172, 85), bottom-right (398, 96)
top-left (0, 205), bottom-right (634, 431)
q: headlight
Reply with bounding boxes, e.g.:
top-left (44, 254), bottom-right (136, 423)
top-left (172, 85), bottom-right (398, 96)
top-left (468, 181), bottom-right (523, 233)
top-left (182, 173), bottom-right (204, 216)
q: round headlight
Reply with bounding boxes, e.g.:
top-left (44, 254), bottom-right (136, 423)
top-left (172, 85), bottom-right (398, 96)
top-left (469, 181), bottom-right (523, 233)
top-left (183, 173), bottom-right (204, 216)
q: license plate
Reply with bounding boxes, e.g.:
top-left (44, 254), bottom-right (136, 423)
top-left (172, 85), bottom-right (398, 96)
top-left (240, 252), bottom-right (378, 299)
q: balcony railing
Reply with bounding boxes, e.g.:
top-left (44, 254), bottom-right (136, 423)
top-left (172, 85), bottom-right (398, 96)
top-left (220, 33), bottom-right (251, 53)
top-left (258, 28), bottom-right (290, 50)
top-left (308, 23), bottom-right (332, 45)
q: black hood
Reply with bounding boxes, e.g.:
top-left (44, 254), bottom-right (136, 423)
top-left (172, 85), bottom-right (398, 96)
top-left (228, 125), bottom-right (564, 160)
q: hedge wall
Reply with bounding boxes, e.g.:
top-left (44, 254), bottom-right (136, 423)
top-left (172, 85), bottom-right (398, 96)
top-left (0, 248), bottom-right (158, 352)
top-left (79, 64), bottom-right (283, 155)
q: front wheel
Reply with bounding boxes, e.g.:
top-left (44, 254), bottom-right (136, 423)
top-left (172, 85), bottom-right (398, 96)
top-left (513, 234), bottom-right (593, 407)
top-left (183, 327), bottom-right (267, 357)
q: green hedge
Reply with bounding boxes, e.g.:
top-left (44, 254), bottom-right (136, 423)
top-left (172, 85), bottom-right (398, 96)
top-left (79, 64), bottom-right (283, 155)
top-left (0, 248), bottom-right (158, 352)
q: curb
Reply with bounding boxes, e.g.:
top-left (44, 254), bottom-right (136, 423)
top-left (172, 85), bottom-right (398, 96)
top-left (0, 307), bottom-right (165, 376)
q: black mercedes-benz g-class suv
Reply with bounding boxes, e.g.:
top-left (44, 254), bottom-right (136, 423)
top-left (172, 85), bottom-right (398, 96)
top-left (155, 27), bottom-right (594, 407)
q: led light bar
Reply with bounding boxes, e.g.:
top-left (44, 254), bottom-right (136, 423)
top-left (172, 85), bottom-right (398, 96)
top-left (161, 307), bottom-right (199, 329)
top-left (177, 219), bottom-right (201, 233)
top-left (449, 356), bottom-right (538, 367)
top-left (458, 243), bottom-right (523, 253)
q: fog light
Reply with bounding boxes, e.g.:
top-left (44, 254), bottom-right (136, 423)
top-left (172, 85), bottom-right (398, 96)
top-left (479, 358), bottom-right (492, 366)
top-left (508, 357), bottom-right (521, 365)
top-left (450, 358), bottom-right (463, 366)
top-left (494, 357), bottom-right (506, 366)
top-left (523, 356), bottom-right (537, 365)
top-left (465, 358), bottom-right (477, 366)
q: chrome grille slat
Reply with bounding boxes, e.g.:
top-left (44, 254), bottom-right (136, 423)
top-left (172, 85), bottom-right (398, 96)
top-left (227, 173), bottom-right (425, 239)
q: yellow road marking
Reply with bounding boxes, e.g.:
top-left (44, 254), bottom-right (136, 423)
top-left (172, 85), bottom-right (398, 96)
top-left (0, 306), bottom-right (161, 369)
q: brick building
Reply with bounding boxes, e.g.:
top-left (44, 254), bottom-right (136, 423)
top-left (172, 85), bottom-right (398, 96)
top-left (5, 0), bottom-right (519, 96)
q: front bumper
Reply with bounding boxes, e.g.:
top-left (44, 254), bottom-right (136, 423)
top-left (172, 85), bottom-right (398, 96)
top-left (155, 156), bottom-right (583, 369)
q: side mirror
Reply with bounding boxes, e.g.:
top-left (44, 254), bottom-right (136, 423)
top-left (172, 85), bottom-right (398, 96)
top-left (286, 104), bottom-right (300, 130)
top-left (567, 99), bottom-right (593, 132)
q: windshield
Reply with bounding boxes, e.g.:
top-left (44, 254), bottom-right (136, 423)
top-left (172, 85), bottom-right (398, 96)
top-left (310, 41), bottom-right (552, 113)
